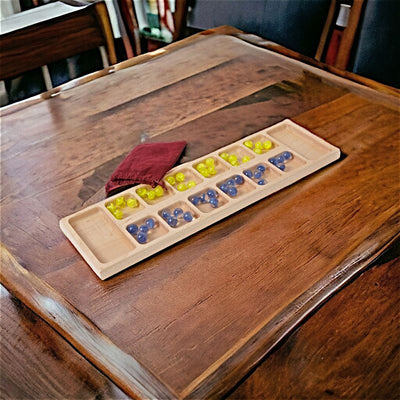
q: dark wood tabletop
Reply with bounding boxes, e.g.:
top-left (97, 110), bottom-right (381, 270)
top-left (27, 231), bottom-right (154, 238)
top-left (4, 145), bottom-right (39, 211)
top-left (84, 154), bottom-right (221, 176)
top-left (1, 27), bottom-right (399, 399)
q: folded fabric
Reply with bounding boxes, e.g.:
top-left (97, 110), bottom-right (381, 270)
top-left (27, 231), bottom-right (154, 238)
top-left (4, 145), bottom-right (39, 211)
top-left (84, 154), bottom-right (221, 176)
top-left (105, 141), bottom-right (186, 197)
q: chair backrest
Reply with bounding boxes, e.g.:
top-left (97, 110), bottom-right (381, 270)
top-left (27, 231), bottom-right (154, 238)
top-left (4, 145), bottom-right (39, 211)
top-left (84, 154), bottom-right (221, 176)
top-left (0, 1), bottom-right (116, 81)
top-left (188, 0), bottom-right (332, 57)
top-left (349, 0), bottom-right (400, 88)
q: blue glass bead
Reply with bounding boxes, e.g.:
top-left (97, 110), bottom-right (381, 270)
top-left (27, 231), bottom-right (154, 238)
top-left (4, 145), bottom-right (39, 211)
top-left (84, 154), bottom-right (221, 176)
top-left (207, 189), bottom-right (217, 198)
top-left (257, 165), bottom-right (266, 172)
top-left (209, 198), bottom-right (219, 208)
top-left (167, 216), bottom-right (178, 227)
top-left (190, 196), bottom-right (200, 206)
top-left (227, 186), bottom-right (238, 197)
top-left (161, 209), bottom-right (170, 219)
top-left (200, 193), bottom-right (207, 203)
top-left (244, 170), bottom-right (253, 178)
top-left (276, 155), bottom-right (285, 164)
top-left (226, 179), bottom-right (235, 186)
top-left (127, 224), bottom-right (138, 235)
top-left (257, 179), bottom-right (266, 185)
top-left (137, 232), bottom-right (147, 244)
top-left (268, 158), bottom-right (276, 165)
top-left (173, 208), bottom-right (183, 217)
top-left (282, 151), bottom-right (292, 160)
top-left (183, 212), bottom-right (193, 222)
top-left (277, 163), bottom-right (286, 171)
top-left (145, 218), bottom-right (155, 229)
top-left (139, 224), bottom-right (149, 234)
top-left (234, 175), bottom-right (244, 185)
top-left (254, 170), bottom-right (262, 179)
top-left (219, 183), bottom-right (228, 193)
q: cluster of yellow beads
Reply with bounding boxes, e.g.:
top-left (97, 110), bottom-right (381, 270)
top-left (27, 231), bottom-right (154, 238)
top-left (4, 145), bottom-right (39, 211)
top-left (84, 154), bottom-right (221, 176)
top-left (165, 172), bottom-right (196, 191)
top-left (244, 139), bottom-right (273, 154)
top-left (219, 152), bottom-right (251, 166)
top-left (136, 185), bottom-right (164, 201)
top-left (195, 158), bottom-right (217, 178)
top-left (106, 196), bottom-right (139, 219)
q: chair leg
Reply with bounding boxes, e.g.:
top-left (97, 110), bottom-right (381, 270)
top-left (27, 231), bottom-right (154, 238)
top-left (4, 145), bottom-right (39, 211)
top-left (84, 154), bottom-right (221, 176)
top-left (41, 65), bottom-right (53, 91)
top-left (0, 80), bottom-right (9, 106)
top-left (99, 46), bottom-right (110, 68)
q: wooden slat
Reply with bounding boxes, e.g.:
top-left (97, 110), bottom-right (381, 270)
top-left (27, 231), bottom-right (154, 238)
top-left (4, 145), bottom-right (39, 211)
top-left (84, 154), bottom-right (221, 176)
top-left (315, 0), bottom-right (337, 61)
top-left (335, 0), bottom-right (365, 70)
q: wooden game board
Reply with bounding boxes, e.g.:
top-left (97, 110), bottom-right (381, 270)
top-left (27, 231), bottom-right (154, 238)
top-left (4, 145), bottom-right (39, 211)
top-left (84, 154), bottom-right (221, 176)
top-left (60, 119), bottom-right (340, 279)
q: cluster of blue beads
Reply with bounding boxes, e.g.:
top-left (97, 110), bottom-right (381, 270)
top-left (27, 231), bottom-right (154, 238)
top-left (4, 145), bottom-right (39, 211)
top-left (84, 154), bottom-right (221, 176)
top-left (161, 207), bottom-right (193, 228)
top-left (243, 164), bottom-right (267, 185)
top-left (218, 175), bottom-right (244, 197)
top-left (268, 151), bottom-right (293, 171)
top-left (126, 217), bottom-right (156, 244)
top-left (190, 189), bottom-right (219, 208)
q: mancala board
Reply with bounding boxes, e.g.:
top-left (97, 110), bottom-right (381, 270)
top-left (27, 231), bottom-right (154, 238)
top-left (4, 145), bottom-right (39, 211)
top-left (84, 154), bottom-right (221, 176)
top-left (60, 119), bottom-right (340, 279)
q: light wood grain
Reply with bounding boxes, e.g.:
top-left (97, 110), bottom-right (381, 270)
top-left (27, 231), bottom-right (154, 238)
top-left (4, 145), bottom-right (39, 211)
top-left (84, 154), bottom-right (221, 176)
top-left (61, 120), bottom-right (340, 279)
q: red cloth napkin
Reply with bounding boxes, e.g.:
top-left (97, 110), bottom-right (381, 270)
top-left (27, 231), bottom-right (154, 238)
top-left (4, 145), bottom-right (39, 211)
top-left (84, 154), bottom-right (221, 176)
top-left (105, 141), bottom-right (186, 197)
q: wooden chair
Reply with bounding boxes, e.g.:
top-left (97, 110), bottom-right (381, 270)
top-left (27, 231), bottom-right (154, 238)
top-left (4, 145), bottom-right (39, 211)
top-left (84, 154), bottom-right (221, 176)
top-left (0, 1), bottom-right (117, 83)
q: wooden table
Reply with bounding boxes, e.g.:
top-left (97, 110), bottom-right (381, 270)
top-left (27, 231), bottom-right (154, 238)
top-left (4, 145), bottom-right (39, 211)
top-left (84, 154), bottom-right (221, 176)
top-left (1, 27), bottom-right (399, 399)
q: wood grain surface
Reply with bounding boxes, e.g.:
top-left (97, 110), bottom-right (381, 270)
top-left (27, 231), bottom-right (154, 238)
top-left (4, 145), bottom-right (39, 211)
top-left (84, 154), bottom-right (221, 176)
top-left (1, 31), bottom-right (399, 398)
top-left (0, 244), bottom-right (176, 399)
top-left (0, 284), bottom-right (129, 400)
top-left (228, 249), bottom-right (400, 400)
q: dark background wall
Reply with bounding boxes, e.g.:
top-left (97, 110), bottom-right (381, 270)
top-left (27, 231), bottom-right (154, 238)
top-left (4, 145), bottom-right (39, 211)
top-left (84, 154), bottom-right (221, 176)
top-left (188, 0), bottom-right (332, 58)
top-left (188, 0), bottom-right (400, 88)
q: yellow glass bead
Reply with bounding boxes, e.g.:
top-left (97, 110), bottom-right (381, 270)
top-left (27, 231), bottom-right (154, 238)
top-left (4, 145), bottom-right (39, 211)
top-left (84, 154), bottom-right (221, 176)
top-left (106, 202), bottom-right (116, 212)
top-left (244, 140), bottom-right (253, 149)
top-left (208, 166), bottom-right (216, 175)
top-left (263, 140), bottom-right (272, 150)
top-left (127, 198), bottom-right (138, 208)
top-left (115, 197), bottom-right (126, 208)
top-left (175, 172), bottom-right (185, 182)
top-left (147, 190), bottom-right (156, 200)
top-left (228, 154), bottom-right (238, 164)
top-left (196, 163), bottom-right (206, 171)
top-left (166, 175), bottom-right (175, 185)
top-left (187, 180), bottom-right (196, 188)
top-left (202, 169), bottom-right (210, 177)
top-left (177, 182), bottom-right (187, 191)
top-left (219, 152), bottom-right (229, 161)
top-left (113, 208), bottom-right (123, 219)
top-left (137, 187), bottom-right (147, 198)
top-left (242, 156), bottom-right (251, 163)
top-left (205, 157), bottom-right (214, 167)
top-left (254, 148), bottom-right (262, 154)
top-left (255, 141), bottom-right (263, 149)
top-left (154, 185), bottom-right (164, 197)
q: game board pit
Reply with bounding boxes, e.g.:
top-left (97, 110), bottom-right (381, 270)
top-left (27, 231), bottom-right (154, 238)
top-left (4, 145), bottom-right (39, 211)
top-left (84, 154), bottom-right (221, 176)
top-left (126, 215), bottom-right (168, 245)
top-left (218, 145), bottom-right (254, 167)
top-left (70, 207), bottom-right (136, 263)
top-left (217, 174), bottom-right (255, 198)
top-left (158, 201), bottom-right (199, 229)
